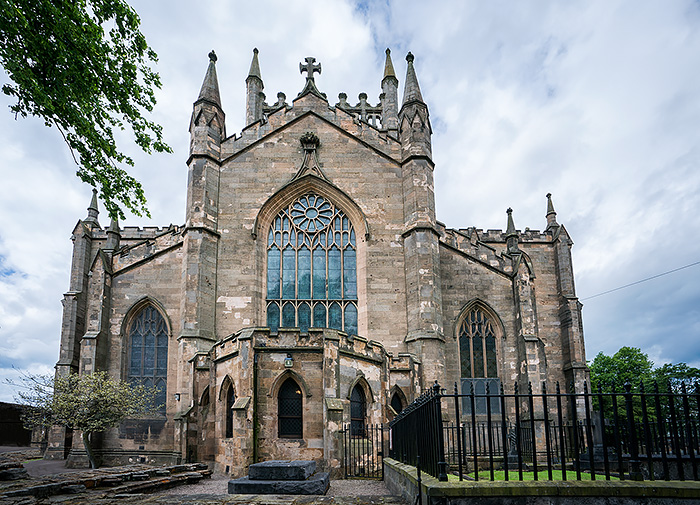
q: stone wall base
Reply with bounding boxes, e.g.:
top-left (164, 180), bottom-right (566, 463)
top-left (66, 449), bottom-right (181, 469)
top-left (384, 458), bottom-right (700, 505)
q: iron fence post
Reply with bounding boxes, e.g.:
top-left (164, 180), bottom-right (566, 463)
top-left (624, 381), bottom-right (643, 481)
top-left (583, 381), bottom-right (596, 480)
top-left (453, 382), bottom-right (463, 480)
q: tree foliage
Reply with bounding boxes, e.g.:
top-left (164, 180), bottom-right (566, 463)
top-left (13, 371), bottom-right (159, 468)
top-left (589, 346), bottom-right (655, 393)
top-left (0, 0), bottom-right (172, 219)
top-left (589, 347), bottom-right (700, 421)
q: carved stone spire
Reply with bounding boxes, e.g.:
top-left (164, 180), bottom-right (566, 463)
top-left (84, 189), bottom-right (100, 228)
top-left (246, 48), bottom-right (264, 125)
top-left (105, 216), bottom-right (120, 252)
top-left (383, 48), bottom-right (397, 82)
top-left (191, 50), bottom-right (225, 153)
top-left (197, 50), bottom-right (221, 107)
top-left (401, 52), bottom-right (424, 107)
top-left (506, 208), bottom-right (520, 254)
top-left (247, 47), bottom-right (262, 81)
top-left (546, 193), bottom-right (559, 230)
top-left (381, 49), bottom-right (399, 135)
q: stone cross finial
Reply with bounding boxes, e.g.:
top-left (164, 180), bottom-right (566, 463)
top-left (299, 57), bottom-right (321, 83)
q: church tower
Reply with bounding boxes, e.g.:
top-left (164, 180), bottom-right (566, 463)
top-left (178, 50), bottom-right (225, 407)
top-left (398, 53), bottom-right (445, 386)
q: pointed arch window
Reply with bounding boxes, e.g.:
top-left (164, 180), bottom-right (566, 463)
top-left (266, 194), bottom-right (358, 335)
top-left (278, 378), bottom-right (303, 438)
top-left (225, 385), bottom-right (235, 438)
top-left (127, 305), bottom-right (168, 414)
top-left (350, 385), bottom-right (367, 437)
top-left (459, 308), bottom-right (498, 379)
top-left (390, 391), bottom-right (404, 415)
top-left (459, 307), bottom-right (500, 415)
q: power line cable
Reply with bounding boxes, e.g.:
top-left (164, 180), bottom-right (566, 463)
top-left (581, 260), bottom-right (700, 301)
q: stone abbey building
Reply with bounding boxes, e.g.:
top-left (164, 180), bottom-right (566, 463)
top-left (49, 49), bottom-right (588, 476)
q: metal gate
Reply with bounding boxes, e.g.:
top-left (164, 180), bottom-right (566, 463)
top-left (342, 423), bottom-right (385, 479)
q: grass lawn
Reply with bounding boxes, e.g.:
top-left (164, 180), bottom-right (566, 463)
top-left (465, 470), bottom-right (620, 481)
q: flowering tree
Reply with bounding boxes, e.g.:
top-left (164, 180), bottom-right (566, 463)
top-left (14, 371), bottom-right (159, 469)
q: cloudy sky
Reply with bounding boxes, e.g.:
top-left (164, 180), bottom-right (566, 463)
top-left (1, 1), bottom-right (699, 401)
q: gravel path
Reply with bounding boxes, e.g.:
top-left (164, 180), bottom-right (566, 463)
top-left (158, 475), bottom-right (391, 497)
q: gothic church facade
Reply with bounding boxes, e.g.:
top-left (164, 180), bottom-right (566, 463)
top-left (49, 49), bottom-right (588, 476)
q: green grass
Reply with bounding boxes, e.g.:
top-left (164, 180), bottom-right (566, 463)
top-left (465, 470), bottom-right (620, 481)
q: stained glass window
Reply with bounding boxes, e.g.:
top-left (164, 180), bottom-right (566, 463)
top-left (266, 194), bottom-right (358, 334)
top-left (128, 305), bottom-right (168, 414)
top-left (278, 378), bottom-right (303, 438)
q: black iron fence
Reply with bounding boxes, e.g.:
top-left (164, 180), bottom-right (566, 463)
top-left (388, 381), bottom-right (700, 481)
top-left (343, 423), bottom-right (385, 479)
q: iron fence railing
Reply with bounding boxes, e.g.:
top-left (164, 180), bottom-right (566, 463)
top-left (388, 381), bottom-right (700, 481)
top-left (343, 423), bottom-right (385, 479)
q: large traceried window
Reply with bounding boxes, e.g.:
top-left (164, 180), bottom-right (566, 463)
top-left (459, 307), bottom-right (500, 415)
top-left (266, 193), bottom-right (358, 335)
top-left (128, 305), bottom-right (168, 414)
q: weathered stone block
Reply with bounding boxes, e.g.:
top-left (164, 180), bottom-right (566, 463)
top-left (228, 471), bottom-right (330, 495)
top-left (248, 460), bottom-right (316, 481)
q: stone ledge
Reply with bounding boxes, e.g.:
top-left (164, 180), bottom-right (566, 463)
top-left (384, 458), bottom-right (700, 500)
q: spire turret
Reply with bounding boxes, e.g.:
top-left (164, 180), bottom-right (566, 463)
top-left (247, 47), bottom-right (262, 81)
top-left (401, 52), bottom-right (424, 107)
top-left (398, 52), bottom-right (432, 159)
top-left (197, 50), bottom-right (221, 107)
top-left (245, 48), bottom-right (265, 125)
top-left (383, 48), bottom-right (397, 82)
top-left (546, 193), bottom-right (559, 230)
top-left (191, 50), bottom-right (226, 155)
top-left (84, 189), bottom-right (100, 228)
top-left (105, 216), bottom-right (120, 252)
top-left (506, 208), bottom-right (520, 253)
top-left (381, 48), bottom-right (399, 135)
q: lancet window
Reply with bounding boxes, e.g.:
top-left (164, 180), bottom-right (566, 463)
top-left (266, 194), bottom-right (358, 335)
top-left (278, 378), bottom-right (303, 438)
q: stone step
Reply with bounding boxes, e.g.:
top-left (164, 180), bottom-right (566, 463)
top-left (248, 460), bottom-right (316, 481)
top-left (229, 471), bottom-right (330, 495)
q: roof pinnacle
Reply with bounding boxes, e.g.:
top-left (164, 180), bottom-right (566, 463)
top-left (506, 207), bottom-right (520, 254)
top-left (506, 208), bottom-right (516, 235)
top-left (105, 216), bottom-right (121, 251)
top-left (383, 48), bottom-right (397, 82)
top-left (402, 51), bottom-right (424, 106)
top-left (247, 48), bottom-right (262, 81)
top-left (546, 193), bottom-right (559, 230)
top-left (84, 189), bottom-right (100, 227)
top-left (197, 49), bottom-right (222, 106)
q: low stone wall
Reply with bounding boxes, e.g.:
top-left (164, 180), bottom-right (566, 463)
top-left (384, 458), bottom-right (700, 505)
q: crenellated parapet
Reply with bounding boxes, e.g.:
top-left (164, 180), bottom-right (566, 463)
top-left (91, 224), bottom-right (183, 241)
top-left (111, 226), bottom-right (184, 273)
top-left (220, 95), bottom-right (401, 163)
